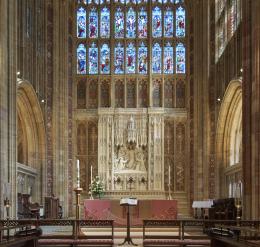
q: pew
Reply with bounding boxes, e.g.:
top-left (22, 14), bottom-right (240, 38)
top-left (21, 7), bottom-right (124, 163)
top-left (0, 222), bottom-right (40, 247)
top-left (143, 220), bottom-right (210, 247)
top-left (38, 219), bottom-right (114, 247)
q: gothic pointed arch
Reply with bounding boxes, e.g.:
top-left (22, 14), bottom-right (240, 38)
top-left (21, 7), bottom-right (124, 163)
top-left (17, 79), bottom-right (46, 201)
top-left (216, 79), bottom-right (242, 198)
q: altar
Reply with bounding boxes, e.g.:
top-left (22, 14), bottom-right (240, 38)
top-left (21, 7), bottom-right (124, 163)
top-left (84, 199), bottom-right (177, 226)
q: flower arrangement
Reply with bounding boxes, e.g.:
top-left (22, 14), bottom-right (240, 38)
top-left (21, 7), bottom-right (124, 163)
top-left (90, 176), bottom-right (105, 199)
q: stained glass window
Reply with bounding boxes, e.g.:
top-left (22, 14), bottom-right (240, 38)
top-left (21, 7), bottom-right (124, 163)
top-left (152, 7), bottom-right (162, 37)
top-left (114, 43), bottom-right (124, 74)
top-left (152, 43), bottom-right (162, 73)
top-left (176, 6), bottom-right (185, 37)
top-left (138, 42), bottom-right (147, 74)
top-left (126, 43), bottom-right (136, 74)
top-left (87, 0), bottom-right (99, 4)
top-left (138, 8), bottom-right (147, 38)
top-left (100, 44), bottom-right (110, 74)
top-left (164, 8), bottom-right (174, 37)
top-left (115, 8), bottom-right (124, 38)
top-left (89, 8), bottom-right (98, 38)
top-left (175, 0), bottom-right (184, 3)
top-left (164, 43), bottom-right (174, 74)
top-left (89, 43), bottom-right (98, 74)
top-left (77, 7), bottom-right (86, 38)
top-left (163, 0), bottom-right (174, 3)
top-left (126, 8), bottom-right (136, 38)
top-left (100, 7), bottom-right (110, 38)
top-left (176, 43), bottom-right (185, 73)
top-left (77, 44), bottom-right (87, 74)
top-left (76, 1), bottom-right (186, 76)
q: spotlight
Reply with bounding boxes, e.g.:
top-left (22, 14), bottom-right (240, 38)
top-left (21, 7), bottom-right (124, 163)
top-left (217, 98), bottom-right (221, 102)
top-left (17, 71), bottom-right (20, 76)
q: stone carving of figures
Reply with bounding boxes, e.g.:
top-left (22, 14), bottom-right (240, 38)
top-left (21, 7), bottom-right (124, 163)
top-left (114, 146), bottom-right (128, 170)
top-left (114, 145), bottom-right (147, 172)
top-left (126, 146), bottom-right (135, 169)
top-left (135, 147), bottom-right (146, 171)
top-left (114, 155), bottom-right (128, 170)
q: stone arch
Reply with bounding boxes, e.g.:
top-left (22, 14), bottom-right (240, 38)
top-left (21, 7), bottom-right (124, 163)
top-left (17, 79), bottom-right (46, 201)
top-left (216, 79), bottom-right (242, 197)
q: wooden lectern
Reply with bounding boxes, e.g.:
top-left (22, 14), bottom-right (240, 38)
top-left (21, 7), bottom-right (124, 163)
top-left (119, 198), bottom-right (138, 246)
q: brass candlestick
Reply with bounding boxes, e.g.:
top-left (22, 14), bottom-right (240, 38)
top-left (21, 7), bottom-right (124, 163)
top-left (235, 198), bottom-right (242, 222)
top-left (168, 184), bottom-right (172, 200)
top-left (4, 197), bottom-right (10, 219)
top-left (74, 187), bottom-right (83, 220)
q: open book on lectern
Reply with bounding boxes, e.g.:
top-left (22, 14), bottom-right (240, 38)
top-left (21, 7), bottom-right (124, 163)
top-left (120, 198), bottom-right (138, 206)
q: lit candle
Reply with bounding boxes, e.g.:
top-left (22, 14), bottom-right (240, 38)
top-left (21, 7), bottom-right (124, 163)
top-left (77, 159), bottom-right (80, 187)
top-left (168, 165), bottom-right (171, 185)
top-left (91, 165), bottom-right (93, 184)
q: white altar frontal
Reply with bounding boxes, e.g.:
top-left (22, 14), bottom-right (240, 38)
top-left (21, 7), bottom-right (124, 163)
top-left (98, 108), bottom-right (166, 199)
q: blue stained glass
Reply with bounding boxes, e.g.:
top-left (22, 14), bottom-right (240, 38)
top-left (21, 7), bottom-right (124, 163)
top-left (152, 7), bottom-right (162, 37)
top-left (89, 43), bottom-right (98, 74)
top-left (77, 44), bottom-right (87, 74)
top-left (137, 0), bottom-right (147, 3)
top-left (114, 43), bottom-right (124, 74)
top-left (77, 7), bottom-right (86, 38)
top-left (163, 0), bottom-right (174, 3)
top-left (152, 43), bottom-right (162, 73)
top-left (87, 0), bottom-right (99, 4)
top-left (152, 0), bottom-right (162, 3)
top-left (175, 0), bottom-right (184, 3)
top-left (89, 8), bottom-right (98, 38)
top-left (100, 7), bottom-right (110, 38)
top-left (138, 42), bottom-right (148, 74)
top-left (115, 8), bottom-right (124, 38)
top-left (164, 9), bottom-right (174, 37)
top-left (164, 43), bottom-right (174, 74)
top-left (176, 6), bottom-right (185, 37)
top-left (126, 8), bottom-right (136, 38)
top-left (126, 43), bottom-right (136, 74)
top-left (138, 8), bottom-right (147, 38)
top-left (114, 0), bottom-right (125, 3)
top-left (126, 0), bottom-right (137, 3)
top-left (100, 44), bottom-right (110, 74)
top-left (176, 43), bottom-right (185, 73)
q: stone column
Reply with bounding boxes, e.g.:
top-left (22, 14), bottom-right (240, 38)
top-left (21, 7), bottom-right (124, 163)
top-left (242, 0), bottom-right (260, 219)
top-left (190, 0), bottom-right (212, 202)
top-left (52, 0), bottom-right (70, 217)
top-left (0, 0), bottom-right (17, 218)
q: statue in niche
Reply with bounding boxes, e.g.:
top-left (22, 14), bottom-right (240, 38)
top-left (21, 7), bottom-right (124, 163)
top-left (114, 145), bottom-right (146, 172)
top-left (114, 146), bottom-right (128, 170)
top-left (135, 147), bottom-right (146, 171)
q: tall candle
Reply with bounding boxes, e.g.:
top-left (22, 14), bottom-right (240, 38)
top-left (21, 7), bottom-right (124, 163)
top-left (168, 165), bottom-right (171, 185)
top-left (77, 159), bottom-right (80, 187)
top-left (90, 165), bottom-right (93, 184)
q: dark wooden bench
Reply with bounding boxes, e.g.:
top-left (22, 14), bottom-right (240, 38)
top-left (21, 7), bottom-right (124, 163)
top-left (143, 220), bottom-right (210, 247)
top-left (0, 235), bottom-right (38, 247)
top-left (38, 220), bottom-right (114, 247)
top-left (0, 223), bottom-right (39, 247)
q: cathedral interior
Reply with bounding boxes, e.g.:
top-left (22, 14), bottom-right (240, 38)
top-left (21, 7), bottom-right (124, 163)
top-left (0, 0), bottom-right (260, 246)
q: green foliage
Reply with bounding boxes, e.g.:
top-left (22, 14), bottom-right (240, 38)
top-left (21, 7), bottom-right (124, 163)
top-left (90, 176), bottom-right (105, 198)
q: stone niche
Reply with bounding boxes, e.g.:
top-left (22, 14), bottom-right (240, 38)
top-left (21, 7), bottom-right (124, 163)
top-left (98, 108), bottom-right (165, 199)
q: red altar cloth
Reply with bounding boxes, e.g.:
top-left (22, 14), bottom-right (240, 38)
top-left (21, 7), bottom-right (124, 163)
top-left (84, 199), bottom-right (177, 226)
